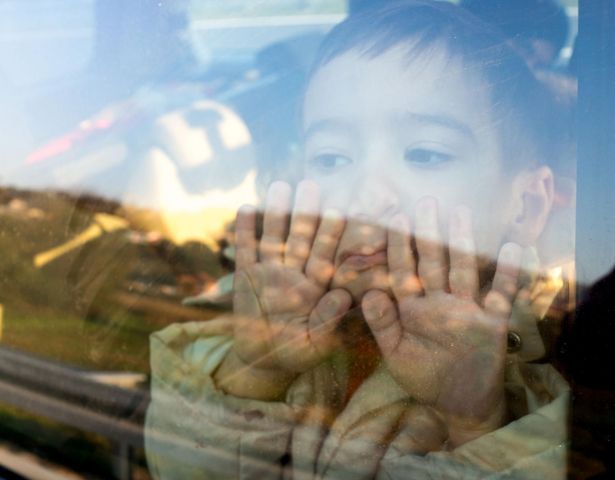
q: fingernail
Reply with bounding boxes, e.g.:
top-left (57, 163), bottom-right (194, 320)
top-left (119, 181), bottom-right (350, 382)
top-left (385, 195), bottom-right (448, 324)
top-left (265, 182), bottom-right (292, 214)
top-left (326, 296), bottom-right (341, 313)
top-left (451, 206), bottom-right (471, 232)
top-left (363, 290), bottom-right (381, 308)
top-left (501, 243), bottom-right (522, 263)
top-left (450, 209), bottom-right (461, 231)
top-left (418, 196), bottom-right (435, 211)
top-left (389, 213), bottom-right (409, 232)
top-left (326, 295), bottom-right (346, 316)
top-left (323, 208), bottom-right (343, 221)
top-left (417, 197), bottom-right (437, 222)
top-left (267, 181), bottom-right (290, 200)
top-left (296, 179), bottom-right (320, 198)
top-left (238, 204), bottom-right (256, 216)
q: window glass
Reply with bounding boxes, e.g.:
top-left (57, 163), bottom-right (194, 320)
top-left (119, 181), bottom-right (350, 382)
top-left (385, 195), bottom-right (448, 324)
top-left (0, 0), bottom-right (95, 87)
top-left (1, 1), bottom-right (613, 479)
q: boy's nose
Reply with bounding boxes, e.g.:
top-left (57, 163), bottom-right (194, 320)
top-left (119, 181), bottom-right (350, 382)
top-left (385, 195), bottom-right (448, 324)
top-left (346, 174), bottom-right (399, 225)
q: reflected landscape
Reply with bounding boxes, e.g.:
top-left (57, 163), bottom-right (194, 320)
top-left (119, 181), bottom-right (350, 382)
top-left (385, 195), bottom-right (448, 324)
top-left (1, 0), bottom-right (612, 479)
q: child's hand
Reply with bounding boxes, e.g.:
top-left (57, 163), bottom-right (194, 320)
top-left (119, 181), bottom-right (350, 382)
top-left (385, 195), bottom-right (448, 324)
top-left (215, 180), bottom-right (351, 400)
top-left (362, 198), bottom-right (522, 447)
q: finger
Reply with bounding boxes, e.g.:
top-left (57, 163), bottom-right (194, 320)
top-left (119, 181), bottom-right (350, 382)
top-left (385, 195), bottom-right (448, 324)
top-left (235, 205), bottom-right (257, 272)
top-left (484, 243), bottom-right (522, 319)
top-left (260, 181), bottom-right (292, 264)
top-left (448, 206), bottom-right (479, 299)
top-left (232, 270), bottom-right (270, 348)
top-left (415, 197), bottom-right (447, 293)
top-left (388, 213), bottom-right (421, 300)
top-left (284, 180), bottom-right (320, 270)
top-left (362, 289), bottom-right (402, 357)
top-left (308, 289), bottom-right (352, 356)
top-left (305, 209), bottom-right (345, 287)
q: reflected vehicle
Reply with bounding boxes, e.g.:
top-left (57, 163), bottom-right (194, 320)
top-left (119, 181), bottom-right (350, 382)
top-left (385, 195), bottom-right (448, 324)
top-left (0, 2), bottom-right (343, 478)
top-left (3, 3), bottom-right (336, 309)
top-left (1, 0), bottom-right (614, 479)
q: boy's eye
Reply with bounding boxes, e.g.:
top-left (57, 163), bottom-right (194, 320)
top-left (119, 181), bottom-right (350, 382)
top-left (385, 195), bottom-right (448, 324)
top-left (404, 148), bottom-right (454, 166)
top-left (309, 153), bottom-right (352, 172)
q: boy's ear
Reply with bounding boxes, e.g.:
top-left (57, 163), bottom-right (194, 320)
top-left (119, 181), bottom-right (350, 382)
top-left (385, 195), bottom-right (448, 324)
top-left (507, 166), bottom-right (555, 246)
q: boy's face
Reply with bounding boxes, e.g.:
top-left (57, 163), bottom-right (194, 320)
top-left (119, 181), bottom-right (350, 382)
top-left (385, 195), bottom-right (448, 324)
top-left (302, 45), bottom-right (523, 300)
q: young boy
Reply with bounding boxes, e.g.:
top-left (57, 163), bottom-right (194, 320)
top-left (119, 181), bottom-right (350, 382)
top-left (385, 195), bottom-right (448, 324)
top-left (145, 1), bottom-right (571, 478)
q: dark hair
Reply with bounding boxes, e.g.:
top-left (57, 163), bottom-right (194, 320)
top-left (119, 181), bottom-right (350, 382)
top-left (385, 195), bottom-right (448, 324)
top-left (307, 0), bottom-right (567, 172)
top-left (460, 0), bottom-right (569, 63)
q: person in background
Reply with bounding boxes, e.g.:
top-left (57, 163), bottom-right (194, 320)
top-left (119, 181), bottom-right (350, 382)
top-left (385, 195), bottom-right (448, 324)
top-left (460, 0), bottom-right (570, 70)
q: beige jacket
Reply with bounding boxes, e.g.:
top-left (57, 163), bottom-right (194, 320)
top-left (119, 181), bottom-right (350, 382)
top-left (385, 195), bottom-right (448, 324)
top-left (145, 314), bottom-right (569, 480)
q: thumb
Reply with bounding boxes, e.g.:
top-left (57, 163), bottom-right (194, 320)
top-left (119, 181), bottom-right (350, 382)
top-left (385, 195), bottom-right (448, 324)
top-left (308, 289), bottom-right (352, 354)
top-left (362, 289), bottom-right (401, 356)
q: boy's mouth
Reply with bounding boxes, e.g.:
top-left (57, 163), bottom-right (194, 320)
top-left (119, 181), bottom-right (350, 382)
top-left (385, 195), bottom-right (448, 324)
top-left (338, 248), bottom-right (388, 272)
